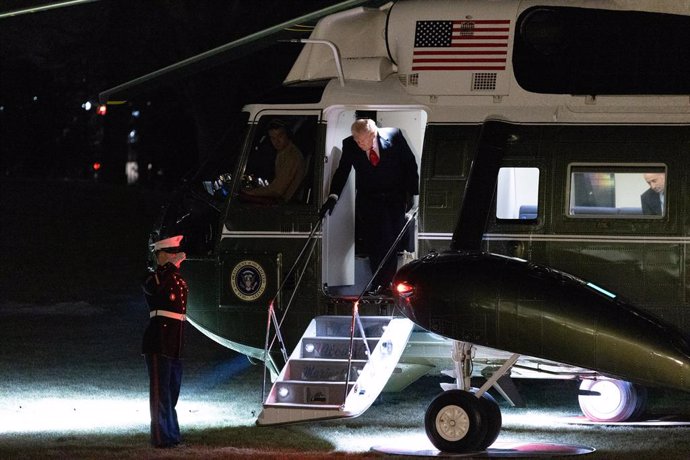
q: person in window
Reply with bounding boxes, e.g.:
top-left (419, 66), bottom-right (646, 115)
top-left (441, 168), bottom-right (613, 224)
top-left (641, 172), bottom-right (665, 215)
top-left (320, 118), bottom-right (419, 294)
top-left (243, 120), bottom-right (306, 203)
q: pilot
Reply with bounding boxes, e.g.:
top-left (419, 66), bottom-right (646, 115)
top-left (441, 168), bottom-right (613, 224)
top-left (641, 172), bottom-right (665, 215)
top-left (243, 120), bottom-right (306, 203)
top-left (320, 118), bottom-right (419, 293)
top-left (142, 234), bottom-right (188, 448)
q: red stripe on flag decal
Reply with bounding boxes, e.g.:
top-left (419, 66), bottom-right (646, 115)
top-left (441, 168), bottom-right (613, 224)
top-left (413, 19), bottom-right (511, 71)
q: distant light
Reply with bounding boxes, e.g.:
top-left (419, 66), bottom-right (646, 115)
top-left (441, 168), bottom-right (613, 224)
top-left (96, 105), bottom-right (107, 116)
top-left (128, 129), bottom-right (137, 140)
top-left (132, 110), bottom-right (140, 118)
top-left (586, 282), bottom-right (616, 299)
top-left (32, 96), bottom-right (38, 102)
top-left (82, 101), bottom-right (92, 111)
top-left (92, 162), bottom-right (102, 171)
top-left (125, 161), bottom-right (139, 185)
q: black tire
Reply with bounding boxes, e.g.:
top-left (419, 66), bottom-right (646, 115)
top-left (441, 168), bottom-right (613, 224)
top-left (424, 390), bottom-right (487, 453)
top-left (473, 389), bottom-right (502, 450)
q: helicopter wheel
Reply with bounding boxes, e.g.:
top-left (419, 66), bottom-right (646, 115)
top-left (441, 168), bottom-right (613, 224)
top-left (578, 378), bottom-right (646, 422)
top-left (473, 389), bottom-right (502, 450)
top-left (424, 389), bottom-right (491, 453)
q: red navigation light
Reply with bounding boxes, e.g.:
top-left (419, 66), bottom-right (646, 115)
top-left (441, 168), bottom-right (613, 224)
top-left (96, 104), bottom-right (107, 116)
top-left (396, 281), bottom-right (414, 297)
top-left (92, 162), bottom-right (102, 171)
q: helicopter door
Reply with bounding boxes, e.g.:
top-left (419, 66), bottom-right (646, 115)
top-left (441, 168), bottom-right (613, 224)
top-left (322, 109), bottom-right (426, 296)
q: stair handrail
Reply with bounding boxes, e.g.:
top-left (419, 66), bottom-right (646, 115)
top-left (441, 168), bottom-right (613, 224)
top-left (342, 206), bottom-right (419, 405)
top-left (261, 218), bottom-right (322, 402)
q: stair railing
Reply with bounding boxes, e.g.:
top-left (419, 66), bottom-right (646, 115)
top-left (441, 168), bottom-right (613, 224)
top-left (261, 218), bottom-right (322, 402)
top-left (342, 206), bottom-right (419, 405)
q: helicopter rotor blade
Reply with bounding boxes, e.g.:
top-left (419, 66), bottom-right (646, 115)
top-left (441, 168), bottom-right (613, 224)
top-left (98, 0), bottom-right (373, 104)
top-left (0, 0), bottom-right (101, 19)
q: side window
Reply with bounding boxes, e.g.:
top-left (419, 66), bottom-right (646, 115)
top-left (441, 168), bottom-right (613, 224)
top-left (241, 115), bottom-right (318, 205)
top-left (496, 167), bottom-right (540, 220)
top-left (567, 165), bottom-right (666, 218)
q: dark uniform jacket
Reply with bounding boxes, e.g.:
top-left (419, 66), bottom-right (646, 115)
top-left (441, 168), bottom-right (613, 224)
top-left (142, 262), bottom-right (187, 358)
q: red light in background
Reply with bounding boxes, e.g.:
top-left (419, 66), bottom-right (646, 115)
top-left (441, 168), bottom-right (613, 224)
top-left (96, 105), bottom-right (107, 116)
top-left (92, 162), bottom-right (102, 171)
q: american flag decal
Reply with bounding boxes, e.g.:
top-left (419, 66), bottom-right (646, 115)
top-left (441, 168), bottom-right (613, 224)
top-left (413, 20), bottom-right (510, 71)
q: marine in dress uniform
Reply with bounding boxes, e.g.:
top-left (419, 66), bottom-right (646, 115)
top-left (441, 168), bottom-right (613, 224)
top-left (320, 119), bottom-right (419, 291)
top-left (142, 234), bottom-right (188, 448)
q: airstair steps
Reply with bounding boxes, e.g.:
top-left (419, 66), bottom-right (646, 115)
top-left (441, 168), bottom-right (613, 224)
top-left (257, 315), bottom-right (414, 425)
top-left (300, 337), bottom-right (380, 360)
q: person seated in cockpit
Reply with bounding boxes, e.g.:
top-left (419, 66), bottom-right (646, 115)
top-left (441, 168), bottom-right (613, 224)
top-left (243, 120), bottom-right (306, 203)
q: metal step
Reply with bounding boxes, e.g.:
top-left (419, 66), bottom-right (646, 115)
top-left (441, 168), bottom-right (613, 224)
top-left (301, 337), bottom-right (379, 360)
top-left (264, 381), bottom-right (355, 406)
top-left (314, 315), bottom-right (390, 338)
top-left (286, 358), bottom-right (367, 382)
top-left (257, 316), bottom-right (414, 425)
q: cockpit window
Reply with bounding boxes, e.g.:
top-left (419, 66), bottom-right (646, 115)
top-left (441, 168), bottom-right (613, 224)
top-left (240, 114), bottom-right (318, 205)
top-left (496, 167), bottom-right (540, 220)
top-left (567, 165), bottom-right (666, 218)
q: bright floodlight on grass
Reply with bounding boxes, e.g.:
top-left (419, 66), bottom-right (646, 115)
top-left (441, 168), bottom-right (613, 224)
top-left (0, 393), bottom-right (244, 434)
top-left (0, 397), bottom-right (149, 433)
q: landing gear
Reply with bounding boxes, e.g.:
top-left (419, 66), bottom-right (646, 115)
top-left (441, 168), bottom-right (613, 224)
top-left (423, 341), bottom-right (514, 453)
top-left (578, 378), bottom-right (647, 422)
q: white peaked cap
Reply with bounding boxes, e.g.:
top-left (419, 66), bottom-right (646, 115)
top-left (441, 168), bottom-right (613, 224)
top-left (152, 235), bottom-right (184, 251)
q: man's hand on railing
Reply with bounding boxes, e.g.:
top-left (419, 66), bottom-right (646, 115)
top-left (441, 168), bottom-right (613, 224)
top-left (319, 195), bottom-right (337, 218)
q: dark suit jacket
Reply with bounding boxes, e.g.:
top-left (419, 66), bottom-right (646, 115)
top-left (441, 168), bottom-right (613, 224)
top-left (329, 127), bottom-right (419, 200)
top-left (328, 128), bottom-right (419, 257)
top-left (640, 188), bottom-right (662, 215)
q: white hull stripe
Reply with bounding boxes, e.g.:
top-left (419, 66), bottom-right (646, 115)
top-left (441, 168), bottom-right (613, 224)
top-left (419, 233), bottom-right (690, 244)
top-left (222, 231), bottom-right (320, 239)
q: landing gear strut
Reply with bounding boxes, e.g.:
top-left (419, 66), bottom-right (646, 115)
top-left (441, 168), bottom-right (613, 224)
top-left (424, 341), bottom-right (517, 453)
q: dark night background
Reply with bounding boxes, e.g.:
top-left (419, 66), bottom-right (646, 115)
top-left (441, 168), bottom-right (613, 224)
top-left (0, 0), bottom-right (344, 304)
top-left (0, 0), bottom-right (342, 187)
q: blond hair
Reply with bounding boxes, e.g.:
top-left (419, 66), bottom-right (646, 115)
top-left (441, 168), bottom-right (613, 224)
top-left (351, 118), bottom-right (377, 135)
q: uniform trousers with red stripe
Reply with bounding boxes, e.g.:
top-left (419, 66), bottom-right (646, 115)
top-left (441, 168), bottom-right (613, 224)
top-left (145, 353), bottom-right (183, 447)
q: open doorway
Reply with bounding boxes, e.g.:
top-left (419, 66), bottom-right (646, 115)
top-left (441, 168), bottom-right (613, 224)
top-left (321, 108), bottom-right (427, 297)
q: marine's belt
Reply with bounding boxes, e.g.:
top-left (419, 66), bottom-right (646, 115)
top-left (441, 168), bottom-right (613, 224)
top-left (149, 310), bottom-right (186, 321)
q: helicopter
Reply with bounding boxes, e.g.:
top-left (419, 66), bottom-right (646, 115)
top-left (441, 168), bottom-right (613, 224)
top-left (100, 0), bottom-right (690, 453)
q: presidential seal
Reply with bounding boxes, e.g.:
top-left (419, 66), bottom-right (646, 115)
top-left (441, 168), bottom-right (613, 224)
top-left (230, 260), bottom-right (267, 302)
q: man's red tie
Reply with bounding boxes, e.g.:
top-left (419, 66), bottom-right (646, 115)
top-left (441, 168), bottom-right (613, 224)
top-left (368, 148), bottom-right (379, 166)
